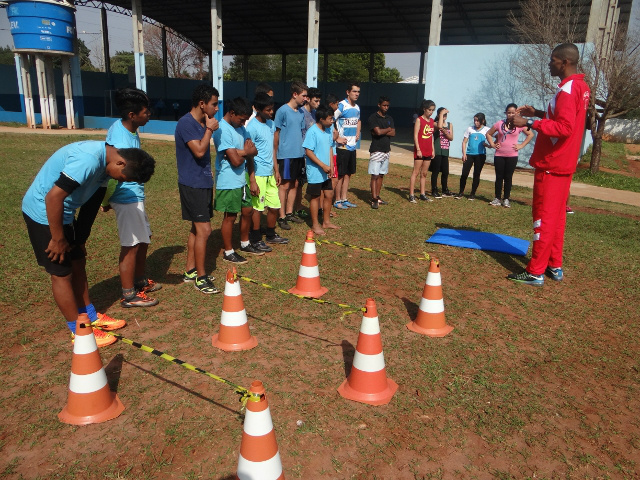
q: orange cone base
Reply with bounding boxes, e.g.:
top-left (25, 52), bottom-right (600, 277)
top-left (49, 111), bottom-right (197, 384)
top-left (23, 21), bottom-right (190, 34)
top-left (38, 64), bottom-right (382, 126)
top-left (287, 285), bottom-right (328, 298)
top-left (58, 391), bottom-right (124, 425)
top-left (338, 377), bottom-right (398, 406)
top-left (406, 320), bottom-right (454, 337)
top-left (212, 333), bottom-right (258, 352)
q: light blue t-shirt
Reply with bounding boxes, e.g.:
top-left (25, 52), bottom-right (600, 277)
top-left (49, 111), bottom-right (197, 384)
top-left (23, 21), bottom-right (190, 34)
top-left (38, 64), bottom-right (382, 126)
top-left (213, 119), bottom-right (250, 190)
top-left (464, 126), bottom-right (490, 155)
top-left (274, 104), bottom-right (304, 159)
top-left (302, 124), bottom-right (333, 184)
top-left (245, 118), bottom-right (275, 177)
top-left (22, 141), bottom-right (109, 225)
top-left (106, 120), bottom-right (145, 204)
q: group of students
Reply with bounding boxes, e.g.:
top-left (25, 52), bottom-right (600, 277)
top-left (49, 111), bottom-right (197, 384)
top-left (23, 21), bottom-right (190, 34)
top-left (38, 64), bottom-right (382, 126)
top-left (409, 101), bottom-right (534, 207)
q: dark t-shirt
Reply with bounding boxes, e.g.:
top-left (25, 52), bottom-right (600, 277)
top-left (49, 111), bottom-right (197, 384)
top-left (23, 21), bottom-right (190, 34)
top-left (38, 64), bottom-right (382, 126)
top-left (368, 112), bottom-right (394, 153)
top-left (175, 113), bottom-right (213, 189)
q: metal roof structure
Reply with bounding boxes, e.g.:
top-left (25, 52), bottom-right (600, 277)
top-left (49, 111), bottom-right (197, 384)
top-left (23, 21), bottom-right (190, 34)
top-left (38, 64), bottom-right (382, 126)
top-left (96, 0), bottom-right (635, 55)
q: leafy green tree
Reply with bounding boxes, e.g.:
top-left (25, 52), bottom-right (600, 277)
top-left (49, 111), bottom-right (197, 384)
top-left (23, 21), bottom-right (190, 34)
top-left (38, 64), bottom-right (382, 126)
top-left (0, 46), bottom-right (15, 65)
top-left (0, 40), bottom-right (98, 71)
top-left (109, 50), bottom-right (163, 77)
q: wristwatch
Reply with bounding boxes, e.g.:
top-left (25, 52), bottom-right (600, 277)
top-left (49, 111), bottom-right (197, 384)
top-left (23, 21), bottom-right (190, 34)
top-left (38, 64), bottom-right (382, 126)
top-left (526, 119), bottom-right (534, 130)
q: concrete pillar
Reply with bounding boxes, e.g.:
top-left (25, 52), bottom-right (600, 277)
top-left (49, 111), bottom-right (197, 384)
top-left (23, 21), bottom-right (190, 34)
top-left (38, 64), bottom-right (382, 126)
top-left (15, 53), bottom-right (35, 128)
top-left (306, 0), bottom-right (320, 87)
top-left (211, 0), bottom-right (223, 107)
top-left (34, 54), bottom-right (51, 129)
top-left (44, 57), bottom-right (59, 126)
top-left (100, 5), bottom-right (111, 75)
top-left (161, 26), bottom-right (168, 77)
top-left (61, 56), bottom-right (75, 129)
top-left (70, 55), bottom-right (85, 128)
top-left (131, 0), bottom-right (146, 91)
top-left (429, 0), bottom-right (443, 47)
top-left (586, 0), bottom-right (621, 62)
top-left (418, 51), bottom-right (426, 84)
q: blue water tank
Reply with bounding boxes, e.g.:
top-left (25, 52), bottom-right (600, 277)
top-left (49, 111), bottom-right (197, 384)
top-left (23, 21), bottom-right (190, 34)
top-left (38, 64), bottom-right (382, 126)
top-left (7, 0), bottom-right (76, 54)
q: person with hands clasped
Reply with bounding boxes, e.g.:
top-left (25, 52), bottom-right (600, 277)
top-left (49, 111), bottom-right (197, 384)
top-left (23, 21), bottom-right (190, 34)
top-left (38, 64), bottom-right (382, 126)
top-left (455, 113), bottom-right (491, 200)
top-left (213, 97), bottom-right (259, 265)
top-left (485, 103), bottom-right (534, 208)
top-left (431, 107), bottom-right (454, 198)
top-left (507, 43), bottom-right (590, 286)
top-left (409, 99), bottom-right (436, 203)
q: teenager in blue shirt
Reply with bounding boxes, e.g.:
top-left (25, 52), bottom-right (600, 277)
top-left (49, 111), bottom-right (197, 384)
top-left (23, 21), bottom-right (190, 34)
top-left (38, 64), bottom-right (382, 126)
top-left (455, 113), bottom-right (493, 200)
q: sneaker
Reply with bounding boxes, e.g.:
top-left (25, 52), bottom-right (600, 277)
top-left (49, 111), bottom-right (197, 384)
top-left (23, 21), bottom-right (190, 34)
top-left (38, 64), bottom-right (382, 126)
top-left (507, 270), bottom-right (544, 286)
top-left (266, 233), bottom-right (289, 244)
top-left (343, 200), bottom-right (358, 208)
top-left (136, 278), bottom-right (162, 293)
top-left (419, 194), bottom-right (433, 202)
top-left (468, 194), bottom-right (476, 201)
top-left (545, 266), bottom-right (564, 282)
top-left (489, 198), bottom-right (502, 206)
top-left (121, 291), bottom-right (159, 308)
top-left (409, 195), bottom-right (417, 204)
top-left (252, 240), bottom-right (273, 253)
top-left (295, 209), bottom-right (310, 219)
top-left (433, 189), bottom-right (443, 199)
top-left (277, 217), bottom-right (291, 230)
top-left (334, 200), bottom-right (348, 210)
top-left (370, 198), bottom-right (379, 209)
top-left (240, 243), bottom-right (266, 256)
top-left (566, 206), bottom-right (575, 214)
top-left (376, 197), bottom-right (388, 205)
top-left (195, 277), bottom-right (220, 294)
top-left (453, 192), bottom-right (463, 199)
top-left (72, 328), bottom-right (118, 348)
top-left (183, 270), bottom-right (215, 283)
top-left (223, 251), bottom-right (248, 264)
top-left (92, 312), bottom-right (126, 331)
top-left (442, 190), bottom-right (453, 197)
top-left (285, 213), bottom-right (304, 224)
top-left (502, 198), bottom-right (511, 208)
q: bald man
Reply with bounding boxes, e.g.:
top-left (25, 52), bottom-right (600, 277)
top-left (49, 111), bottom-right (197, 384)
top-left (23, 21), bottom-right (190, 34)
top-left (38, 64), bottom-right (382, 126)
top-left (508, 43), bottom-right (590, 286)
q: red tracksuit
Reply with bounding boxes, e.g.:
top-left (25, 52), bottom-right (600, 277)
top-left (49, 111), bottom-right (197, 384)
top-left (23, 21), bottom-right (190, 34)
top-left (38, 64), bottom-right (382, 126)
top-left (527, 73), bottom-right (590, 275)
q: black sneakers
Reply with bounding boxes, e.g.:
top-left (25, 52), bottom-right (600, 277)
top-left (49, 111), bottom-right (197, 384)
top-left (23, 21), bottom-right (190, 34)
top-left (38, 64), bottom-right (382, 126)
top-left (239, 244), bottom-right (265, 256)
top-left (285, 213), bottom-right (305, 224)
top-left (277, 217), bottom-right (291, 230)
top-left (121, 291), bottom-right (159, 307)
top-left (223, 251), bottom-right (248, 264)
top-left (252, 240), bottom-right (273, 253)
top-left (266, 234), bottom-right (289, 244)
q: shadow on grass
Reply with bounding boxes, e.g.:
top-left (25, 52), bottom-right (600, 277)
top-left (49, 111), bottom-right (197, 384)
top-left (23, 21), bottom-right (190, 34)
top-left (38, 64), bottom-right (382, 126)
top-left (341, 340), bottom-right (355, 378)
top-left (105, 353), bottom-right (124, 392)
top-left (123, 359), bottom-right (241, 417)
top-left (401, 296), bottom-right (419, 321)
top-left (247, 313), bottom-right (341, 347)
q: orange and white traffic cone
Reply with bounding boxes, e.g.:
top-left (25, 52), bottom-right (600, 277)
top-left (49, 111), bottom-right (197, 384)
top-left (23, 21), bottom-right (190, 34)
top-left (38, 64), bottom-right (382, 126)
top-left (212, 269), bottom-right (258, 352)
top-left (406, 257), bottom-right (453, 337)
top-left (236, 380), bottom-right (284, 480)
top-left (288, 230), bottom-right (327, 298)
top-left (58, 314), bottom-right (125, 425)
top-left (337, 298), bottom-right (398, 406)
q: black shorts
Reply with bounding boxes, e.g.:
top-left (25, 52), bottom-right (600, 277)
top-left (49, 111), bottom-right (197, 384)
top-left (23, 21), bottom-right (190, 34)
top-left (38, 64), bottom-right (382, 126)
top-left (179, 184), bottom-right (213, 222)
top-left (336, 149), bottom-right (357, 176)
top-left (277, 157), bottom-right (305, 182)
top-left (306, 179), bottom-right (333, 197)
top-left (23, 212), bottom-right (85, 277)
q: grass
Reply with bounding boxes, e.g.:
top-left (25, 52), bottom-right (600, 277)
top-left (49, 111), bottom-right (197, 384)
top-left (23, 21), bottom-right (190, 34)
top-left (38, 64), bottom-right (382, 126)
top-left (576, 141), bottom-right (640, 192)
top-left (0, 132), bottom-right (639, 479)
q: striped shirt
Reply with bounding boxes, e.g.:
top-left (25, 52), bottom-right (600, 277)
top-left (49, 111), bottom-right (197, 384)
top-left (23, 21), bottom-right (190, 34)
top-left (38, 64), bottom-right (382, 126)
top-left (334, 99), bottom-right (360, 151)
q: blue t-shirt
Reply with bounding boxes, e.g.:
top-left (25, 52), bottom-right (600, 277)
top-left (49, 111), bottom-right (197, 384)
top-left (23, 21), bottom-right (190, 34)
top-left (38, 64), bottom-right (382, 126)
top-left (464, 126), bottom-right (490, 155)
top-left (22, 141), bottom-right (109, 225)
top-left (175, 113), bottom-right (213, 189)
top-left (245, 118), bottom-right (275, 177)
top-left (274, 104), bottom-right (304, 159)
top-left (106, 120), bottom-right (145, 204)
top-left (302, 124), bottom-right (333, 184)
top-left (299, 107), bottom-right (316, 140)
top-left (213, 119), bottom-right (250, 190)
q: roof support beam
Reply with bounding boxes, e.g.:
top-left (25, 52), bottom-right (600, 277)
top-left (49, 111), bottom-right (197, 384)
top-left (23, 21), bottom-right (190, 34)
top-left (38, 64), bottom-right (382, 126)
top-left (307, 0), bottom-right (320, 87)
top-left (429, 0), bottom-right (443, 46)
top-left (449, 0), bottom-right (479, 43)
top-left (131, 0), bottom-right (146, 91)
top-left (380, 0), bottom-right (425, 51)
top-left (211, 0), bottom-right (223, 103)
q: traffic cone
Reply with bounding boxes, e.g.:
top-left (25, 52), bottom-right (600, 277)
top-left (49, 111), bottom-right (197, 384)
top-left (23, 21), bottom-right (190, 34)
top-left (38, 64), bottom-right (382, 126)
top-left (212, 268), bottom-right (258, 351)
top-left (58, 314), bottom-right (125, 425)
top-left (337, 298), bottom-right (398, 406)
top-left (288, 230), bottom-right (328, 298)
top-left (236, 380), bottom-right (284, 480)
top-left (406, 257), bottom-right (453, 337)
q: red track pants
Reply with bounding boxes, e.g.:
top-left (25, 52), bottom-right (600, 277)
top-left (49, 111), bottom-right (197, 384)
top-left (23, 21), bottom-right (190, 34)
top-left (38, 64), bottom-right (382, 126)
top-left (526, 169), bottom-right (573, 275)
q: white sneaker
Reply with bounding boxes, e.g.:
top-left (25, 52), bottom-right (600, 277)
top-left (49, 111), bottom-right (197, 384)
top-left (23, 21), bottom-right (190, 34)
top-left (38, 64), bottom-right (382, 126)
top-left (489, 198), bottom-right (501, 206)
top-left (502, 198), bottom-right (511, 208)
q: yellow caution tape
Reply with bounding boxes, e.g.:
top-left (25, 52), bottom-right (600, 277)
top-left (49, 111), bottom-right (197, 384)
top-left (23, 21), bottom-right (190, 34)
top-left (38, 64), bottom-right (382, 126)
top-left (315, 239), bottom-right (430, 262)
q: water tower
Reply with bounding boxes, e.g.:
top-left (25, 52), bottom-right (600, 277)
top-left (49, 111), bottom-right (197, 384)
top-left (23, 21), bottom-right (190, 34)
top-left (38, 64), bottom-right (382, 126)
top-left (7, 0), bottom-right (79, 129)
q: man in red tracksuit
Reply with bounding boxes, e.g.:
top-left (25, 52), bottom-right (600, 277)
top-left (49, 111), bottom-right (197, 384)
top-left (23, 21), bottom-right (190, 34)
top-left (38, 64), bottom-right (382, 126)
top-left (508, 43), bottom-right (590, 286)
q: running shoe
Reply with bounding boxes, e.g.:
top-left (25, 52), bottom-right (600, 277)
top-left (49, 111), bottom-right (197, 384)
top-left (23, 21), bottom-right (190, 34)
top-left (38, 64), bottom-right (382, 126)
top-left (453, 192), bottom-right (463, 199)
top-left (223, 252), bottom-right (248, 264)
top-left (409, 195), bottom-right (417, 204)
top-left (121, 291), bottom-right (159, 308)
top-left (285, 213), bottom-right (305, 224)
top-left (376, 197), bottom-right (388, 205)
top-left (502, 198), bottom-right (511, 208)
top-left (183, 270), bottom-right (215, 283)
top-left (442, 190), bottom-right (454, 197)
top-left (343, 200), bottom-right (358, 208)
top-left (295, 209), bottom-right (310, 219)
top-left (545, 266), bottom-right (564, 282)
top-left (277, 217), bottom-right (291, 230)
top-left (566, 206), bottom-right (575, 214)
top-left (370, 198), bottom-right (379, 209)
top-left (136, 278), bottom-right (162, 293)
top-left (489, 198), bottom-right (501, 206)
top-left (195, 277), bottom-right (220, 294)
top-left (468, 194), bottom-right (476, 201)
top-left (266, 234), bottom-right (289, 244)
top-left (507, 270), bottom-right (544, 286)
top-left (433, 189), bottom-right (443, 199)
top-left (419, 194), bottom-right (433, 202)
top-left (252, 240), bottom-right (273, 253)
top-left (240, 243), bottom-right (266, 256)
top-left (72, 328), bottom-right (118, 348)
top-left (333, 201), bottom-right (348, 210)
top-left (92, 312), bottom-right (126, 331)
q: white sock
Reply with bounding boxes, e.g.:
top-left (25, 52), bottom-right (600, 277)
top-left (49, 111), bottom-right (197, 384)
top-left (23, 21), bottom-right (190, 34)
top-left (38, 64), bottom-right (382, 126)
top-left (240, 240), bottom-right (250, 248)
top-left (225, 249), bottom-right (234, 256)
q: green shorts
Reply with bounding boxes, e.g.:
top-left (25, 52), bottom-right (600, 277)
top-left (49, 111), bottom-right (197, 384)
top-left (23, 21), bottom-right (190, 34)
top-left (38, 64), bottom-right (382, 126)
top-left (214, 185), bottom-right (252, 213)
top-left (252, 175), bottom-right (281, 212)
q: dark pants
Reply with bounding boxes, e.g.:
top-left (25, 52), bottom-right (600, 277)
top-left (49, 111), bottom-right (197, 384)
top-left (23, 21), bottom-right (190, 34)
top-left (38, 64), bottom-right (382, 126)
top-left (430, 155), bottom-right (449, 192)
top-left (459, 154), bottom-right (486, 194)
top-left (494, 156), bottom-right (518, 199)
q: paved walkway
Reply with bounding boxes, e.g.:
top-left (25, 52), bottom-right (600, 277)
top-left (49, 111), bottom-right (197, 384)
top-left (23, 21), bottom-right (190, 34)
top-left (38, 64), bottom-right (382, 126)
top-left (2, 125), bottom-right (639, 207)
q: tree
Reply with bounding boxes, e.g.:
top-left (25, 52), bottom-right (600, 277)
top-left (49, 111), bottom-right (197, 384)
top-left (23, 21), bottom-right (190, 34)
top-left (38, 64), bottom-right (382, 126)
top-left (0, 46), bottom-right (15, 65)
top-left (0, 40), bottom-right (96, 71)
top-left (143, 24), bottom-right (207, 79)
top-left (109, 50), bottom-right (164, 77)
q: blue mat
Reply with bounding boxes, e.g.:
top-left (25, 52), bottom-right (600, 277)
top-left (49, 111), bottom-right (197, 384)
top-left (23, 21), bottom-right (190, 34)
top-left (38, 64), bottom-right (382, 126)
top-left (426, 228), bottom-right (530, 256)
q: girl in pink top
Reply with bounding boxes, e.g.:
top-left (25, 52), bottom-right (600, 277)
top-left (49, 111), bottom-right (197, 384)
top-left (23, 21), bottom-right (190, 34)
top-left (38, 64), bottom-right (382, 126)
top-left (485, 103), bottom-right (534, 207)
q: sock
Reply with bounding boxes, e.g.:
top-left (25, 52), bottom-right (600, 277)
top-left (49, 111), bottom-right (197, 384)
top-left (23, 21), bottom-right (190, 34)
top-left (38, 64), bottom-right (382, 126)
top-left (197, 275), bottom-right (209, 283)
top-left (122, 287), bottom-right (136, 300)
top-left (67, 321), bottom-right (76, 334)
top-left (80, 303), bottom-right (98, 321)
top-left (249, 228), bottom-right (261, 244)
top-left (185, 267), bottom-right (197, 275)
top-left (225, 249), bottom-right (234, 256)
top-left (266, 227), bottom-right (276, 239)
top-left (134, 276), bottom-right (146, 289)
top-left (240, 240), bottom-right (250, 248)
top-left (77, 305), bottom-right (87, 315)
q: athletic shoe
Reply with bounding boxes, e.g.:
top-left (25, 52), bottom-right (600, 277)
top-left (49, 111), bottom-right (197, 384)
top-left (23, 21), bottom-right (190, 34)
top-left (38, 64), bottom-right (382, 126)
top-left (376, 197), bottom-right (388, 205)
top-left (295, 209), bottom-right (310, 219)
top-left (183, 270), bottom-right (215, 283)
top-left (442, 190), bottom-right (453, 197)
top-left (343, 200), bottom-right (358, 208)
top-left (92, 312), bottom-right (126, 331)
top-left (453, 193), bottom-right (463, 199)
top-left (121, 291), bottom-right (159, 308)
top-left (566, 206), bottom-right (575, 214)
top-left (409, 195), bottom-right (417, 204)
top-left (433, 189), bottom-right (443, 199)
top-left (545, 266), bottom-right (564, 282)
top-left (240, 243), bottom-right (266, 256)
top-left (334, 200), bottom-right (348, 210)
top-left (277, 217), bottom-right (291, 230)
top-left (502, 198), bottom-right (511, 208)
top-left (370, 198), bottom-right (378, 209)
top-left (223, 251), bottom-right (248, 264)
top-left (266, 234), bottom-right (289, 244)
top-left (195, 277), bottom-right (220, 294)
top-left (136, 278), bottom-right (162, 293)
top-left (419, 194), bottom-right (433, 202)
top-left (286, 213), bottom-right (304, 224)
top-left (507, 270), bottom-right (544, 286)
top-left (72, 328), bottom-right (117, 348)
top-left (252, 240), bottom-right (273, 253)
top-left (468, 194), bottom-right (476, 201)
top-left (489, 198), bottom-right (501, 206)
